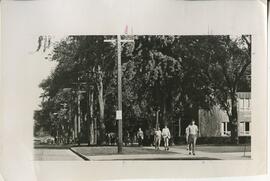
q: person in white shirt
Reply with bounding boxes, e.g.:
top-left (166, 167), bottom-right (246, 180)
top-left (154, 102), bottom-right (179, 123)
top-left (154, 127), bottom-right (162, 150)
top-left (185, 124), bottom-right (190, 150)
top-left (137, 128), bottom-right (144, 146)
top-left (188, 120), bottom-right (199, 155)
top-left (162, 125), bottom-right (171, 151)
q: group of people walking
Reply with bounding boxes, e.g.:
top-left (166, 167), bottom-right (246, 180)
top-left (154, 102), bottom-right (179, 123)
top-left (153, 125), bottom-right (171, 150)
top-left (136, 125), bottom-right (172, 151)
top-left (137, 120), bottom-right (199, 155)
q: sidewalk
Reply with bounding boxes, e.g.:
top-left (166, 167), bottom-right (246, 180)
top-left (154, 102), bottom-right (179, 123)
top-left (34, 148), bottom-right (83, 161)
top-left (167, 146), bottom-right (251, 160)
top-left (70, 146), bottom-right (251, 161)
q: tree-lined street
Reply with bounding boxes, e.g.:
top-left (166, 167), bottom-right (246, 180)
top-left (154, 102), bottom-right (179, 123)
top-left (33, 35), bottom-right (251, 159)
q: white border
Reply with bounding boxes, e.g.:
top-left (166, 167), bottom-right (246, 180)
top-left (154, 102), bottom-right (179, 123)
top-left (0, 0), bottom-right (267, 180)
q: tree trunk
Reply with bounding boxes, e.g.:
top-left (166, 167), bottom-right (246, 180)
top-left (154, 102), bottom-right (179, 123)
top-left (86, 92), bottom-right (91, 146)
top-left (88, 89), bottom-right (95, 145)
top-left (229, 95), bottom-right (239, 144)
top-left (94, 117), bottom-right (98, 144)
top-left (162, 96), bottom-right (167, 126)
top-left (77, 93), bottom-right (81, 146)
top-left (97, 77), bottom-right (106, 145)
top-left (191, 105), bottom-right (199, 125)
top-left (74, 114), bottom-right (77, 142)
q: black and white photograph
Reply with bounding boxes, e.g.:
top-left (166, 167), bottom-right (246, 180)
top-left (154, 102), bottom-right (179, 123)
top-left (33, 35), bottom-right (251, 161)
top-left (0, 0), bottom-right (267, 180)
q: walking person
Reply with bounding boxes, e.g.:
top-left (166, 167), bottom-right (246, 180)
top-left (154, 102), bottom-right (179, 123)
top-left (188, 120), bottom-right (199, 155)
top-left (154, 127), bottom-right (162, 150)
top-left (150, 128), bottom-right (156, 146)
top-left (185, 123), bottom-right (190, 150)
top-left (162, 125), bottom-right (171, 151)
top-left (137, 128), bottom-right (144, 146)
top-left (124, 130), bottom-right (130, 146)
top-left (145, 129), bottom-right (151, 146)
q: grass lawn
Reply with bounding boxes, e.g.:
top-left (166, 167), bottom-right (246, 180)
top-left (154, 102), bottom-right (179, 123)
top-left (172, 145), bottom-right (251, 153)
top-left (34, 144), bottom-right (75, 149)
top-left (72, 146), bottom-right (176, 156)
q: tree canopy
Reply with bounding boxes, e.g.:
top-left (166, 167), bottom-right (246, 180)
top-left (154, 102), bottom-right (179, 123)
top-left (34, 35), bottom-right (251, 144)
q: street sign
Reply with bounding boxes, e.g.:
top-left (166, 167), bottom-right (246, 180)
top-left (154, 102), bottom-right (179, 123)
top-left (116, 110), bottom-right (122, 120)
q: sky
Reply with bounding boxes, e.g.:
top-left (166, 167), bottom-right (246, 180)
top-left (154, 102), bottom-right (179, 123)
top-left (24, 36), bottom-right (59, 110)
top-left (28, 36), bottom-right (63, 110)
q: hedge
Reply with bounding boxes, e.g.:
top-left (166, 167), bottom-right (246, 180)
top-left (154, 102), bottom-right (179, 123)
top-left (173, 136), bottom-right (251, 145)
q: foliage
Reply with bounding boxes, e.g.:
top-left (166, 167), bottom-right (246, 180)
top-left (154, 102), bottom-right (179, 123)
top-left (34, 35), bottom-right (251, 145)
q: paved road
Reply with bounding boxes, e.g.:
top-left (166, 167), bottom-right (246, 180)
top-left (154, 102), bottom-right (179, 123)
top-left (34, 149), bottom-right (83, 161)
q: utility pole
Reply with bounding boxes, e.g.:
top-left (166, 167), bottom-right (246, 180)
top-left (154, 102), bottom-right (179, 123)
top-left (104, 35), bottom-right (134, 154)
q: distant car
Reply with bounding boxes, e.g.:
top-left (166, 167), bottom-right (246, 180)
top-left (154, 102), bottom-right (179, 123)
top-left (43, 136), bottom-right (55, 144)
top-left (35, 136), bottom-right (55, 144)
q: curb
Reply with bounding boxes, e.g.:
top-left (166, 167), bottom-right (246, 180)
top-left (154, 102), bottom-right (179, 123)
top-left (69, 147), bottom-right (90, 161)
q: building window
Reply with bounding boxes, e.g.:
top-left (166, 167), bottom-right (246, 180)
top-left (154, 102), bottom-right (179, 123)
top-left (238, 98), bottom-right (251, 111)
top-left (221, 122), bottom-right (231, 136)
top-left (239, 122), bottom-right (250, 135)
top-left (245, 122), bottom-right (250, 133)
top-left (239, 99), bottom-right (244, 110)
top-left (244, 99), bottom-right (251, 110)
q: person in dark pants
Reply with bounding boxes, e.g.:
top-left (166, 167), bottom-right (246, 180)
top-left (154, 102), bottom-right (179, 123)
top-left (137, 128), bottom-right (144, 146)
top-left (151, 128), bottom-right (156, 146)
top-left (188, 120), bottom-right (199, 155)
top-left (185, 123), bottom-right (191, 150)
top-left (145, 129), bottom-right (151, 146)
top-left (124, 130), bottom-right (130, 146)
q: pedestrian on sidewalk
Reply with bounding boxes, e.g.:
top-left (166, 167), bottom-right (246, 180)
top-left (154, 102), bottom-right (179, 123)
top-left (137, 128), bottom-right (144, 146)
top-left (154, 127), bottom-right (162, 150)
top-left (185, 123), bottom-right (190, 150)
top-left (150, 128), bottom-right (156, 146)
top-left (188, 120), bottom-right (199, 155)
top-left (124, 130), bottom-right (130, 146)
top-left (162, 125), bottom-right (171, 151)
top-left (145, 129), bottom-right (151, 145)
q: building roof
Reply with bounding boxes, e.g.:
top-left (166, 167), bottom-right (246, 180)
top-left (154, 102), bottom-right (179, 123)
top-left (237, 92), bottom-right (251, 99)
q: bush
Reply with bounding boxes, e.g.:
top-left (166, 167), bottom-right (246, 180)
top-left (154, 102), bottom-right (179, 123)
top-left (172, 136), bottom-right (251, 145)
top-left (173, 136), bottom-right (188, 145)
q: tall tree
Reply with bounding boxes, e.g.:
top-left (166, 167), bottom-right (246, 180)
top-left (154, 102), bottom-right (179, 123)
top-left (208, 35), bottom-right (251, 144)
top-left (74, 36), bottom-right (116, 144)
